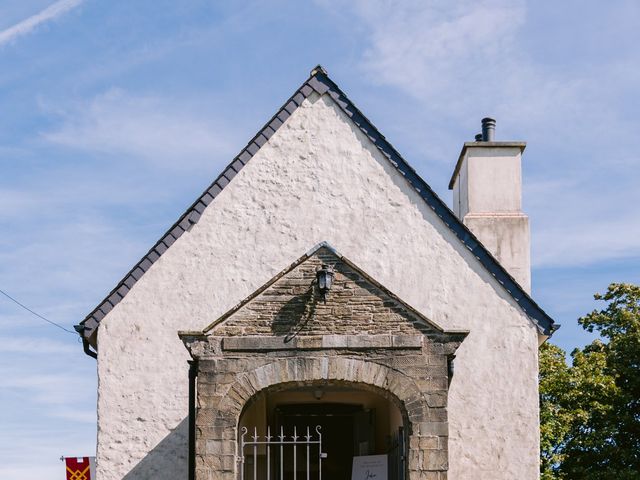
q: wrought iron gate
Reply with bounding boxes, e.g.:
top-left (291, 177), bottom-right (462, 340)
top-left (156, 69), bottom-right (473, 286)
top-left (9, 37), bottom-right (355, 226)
top-left (240, 426), bottom-right (325, 480)
top-left (388, 426), bottom-right (406, 480)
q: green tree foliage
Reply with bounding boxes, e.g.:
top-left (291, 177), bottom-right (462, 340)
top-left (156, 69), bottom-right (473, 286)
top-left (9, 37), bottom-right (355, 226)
top-left (539, 283), bottom-right (640, 479)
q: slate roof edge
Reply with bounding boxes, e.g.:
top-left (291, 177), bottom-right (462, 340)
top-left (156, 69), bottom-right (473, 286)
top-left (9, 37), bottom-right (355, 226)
top-left (310, 72), bottom-right (555, 337)
top-left (448, 141), bottom-right (527, 190)
top-left (77, 69), bottom-right (326, 347)
top-left (201, 242), bottom-right (455, 336)
top-left (77, 66), bottom-right (555, 353)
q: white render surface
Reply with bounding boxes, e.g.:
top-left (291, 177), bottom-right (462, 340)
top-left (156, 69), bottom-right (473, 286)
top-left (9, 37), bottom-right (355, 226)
top-left (96, 93), bottom-right (541, 479)
top-left (452, 146), bottom-right (531, 292)
top-left (464, 213), bottom-right (531, 293)
top-left (454, 146), bottom-right (524, 215)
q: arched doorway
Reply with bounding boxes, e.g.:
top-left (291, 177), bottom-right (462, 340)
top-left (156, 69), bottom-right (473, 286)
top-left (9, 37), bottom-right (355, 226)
top-left (238, 380), bottom-right (408, 480)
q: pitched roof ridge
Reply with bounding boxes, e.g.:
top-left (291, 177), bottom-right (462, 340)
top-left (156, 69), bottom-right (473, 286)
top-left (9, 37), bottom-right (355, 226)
top-left (78, 67), bottom-right (555, 351)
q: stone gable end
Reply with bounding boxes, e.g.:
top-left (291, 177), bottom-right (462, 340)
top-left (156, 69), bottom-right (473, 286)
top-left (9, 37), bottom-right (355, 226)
top-left (210, 246), bottom-right (441, 338)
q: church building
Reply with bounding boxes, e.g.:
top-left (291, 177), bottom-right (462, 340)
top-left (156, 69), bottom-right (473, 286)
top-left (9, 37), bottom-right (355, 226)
top-left (76, 66), bottom-right (556, 480)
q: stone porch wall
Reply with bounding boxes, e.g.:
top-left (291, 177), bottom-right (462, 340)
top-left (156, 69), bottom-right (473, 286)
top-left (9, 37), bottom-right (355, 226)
top-left (187, 335), bottom-right (461, 480)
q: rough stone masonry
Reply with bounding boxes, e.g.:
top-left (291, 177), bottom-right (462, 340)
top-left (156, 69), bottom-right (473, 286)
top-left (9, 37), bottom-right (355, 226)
top-left (181, 246), bottom-right (467, 480)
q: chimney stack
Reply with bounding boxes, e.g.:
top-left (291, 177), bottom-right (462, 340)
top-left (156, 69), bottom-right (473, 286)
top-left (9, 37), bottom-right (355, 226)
top-left (449, 119), bottom-right (531, 293)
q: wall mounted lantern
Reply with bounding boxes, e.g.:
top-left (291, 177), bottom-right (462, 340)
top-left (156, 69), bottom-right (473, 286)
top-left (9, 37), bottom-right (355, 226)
top-left (316, 264), bottom-right (335, 302)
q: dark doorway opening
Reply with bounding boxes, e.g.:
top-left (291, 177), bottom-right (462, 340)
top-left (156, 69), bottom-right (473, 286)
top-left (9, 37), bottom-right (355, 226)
top-left (275, 403), bottom-right (372, 480)
top-left (238, 384), bottom-right (406, 480)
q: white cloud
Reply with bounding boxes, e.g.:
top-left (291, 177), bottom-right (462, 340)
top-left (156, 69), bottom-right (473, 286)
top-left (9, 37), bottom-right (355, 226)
top-left (0, 366), bottom-right (95, 417)
top-left (0, 215), bottom-right (148, 306)
top-left (527, 178), bottom-right (640, 268)
top-left (0, 0), bottom-right (83, 47)
top-left (325, 0), bottom-right (640, 151)
top-left (342, 0), bottom-right (599, 144)
top-left (533, 219), bottom-right (640, 268)
top-left (0, 336), bottom-right (76, 355)
top-left (354, 0), bottom-right (525, 107)
top-left (0, 425), bottom-right (95, 479)
top-left (318, 0), bottom-right (640, 269)
top-left (0, 91), bottom-right (241, 343)
top-left (0, 177), bottom-right (168, 221)
top-left (43, 89), bottom-right (237, 171)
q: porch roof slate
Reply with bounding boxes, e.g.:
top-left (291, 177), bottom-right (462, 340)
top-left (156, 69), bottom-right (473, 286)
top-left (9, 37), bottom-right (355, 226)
top-left (196, 241), bottom-right (468, 337)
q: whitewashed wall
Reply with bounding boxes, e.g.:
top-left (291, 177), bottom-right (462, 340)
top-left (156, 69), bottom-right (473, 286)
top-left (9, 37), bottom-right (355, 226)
top-left (96, 93), bottom-right (540, 479)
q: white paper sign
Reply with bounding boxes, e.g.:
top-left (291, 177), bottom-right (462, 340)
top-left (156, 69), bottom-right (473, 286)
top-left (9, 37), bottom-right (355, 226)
top-left (352, 454), bottom-right (388, 480)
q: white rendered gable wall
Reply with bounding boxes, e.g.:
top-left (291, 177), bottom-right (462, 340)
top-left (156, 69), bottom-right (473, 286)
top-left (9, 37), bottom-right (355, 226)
top-left (96, 92), bottom-right (540, 479)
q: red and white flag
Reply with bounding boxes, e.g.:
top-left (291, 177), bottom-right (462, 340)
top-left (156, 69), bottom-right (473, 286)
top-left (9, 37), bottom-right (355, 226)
top-left (64, 457), bottom-right (95, 480)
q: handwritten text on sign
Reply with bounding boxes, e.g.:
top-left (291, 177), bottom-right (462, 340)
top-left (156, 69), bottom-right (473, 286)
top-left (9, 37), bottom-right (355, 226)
top-left (352, 455), bottom-right (388, 480)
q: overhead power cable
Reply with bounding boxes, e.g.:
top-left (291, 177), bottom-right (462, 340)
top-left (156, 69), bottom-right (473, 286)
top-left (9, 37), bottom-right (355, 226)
top-left (0, 288), bottom-right (76, 334)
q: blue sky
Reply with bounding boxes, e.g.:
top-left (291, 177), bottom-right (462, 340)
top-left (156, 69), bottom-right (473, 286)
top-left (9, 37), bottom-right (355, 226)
top-left (0, 1), bottom-right (638, 478)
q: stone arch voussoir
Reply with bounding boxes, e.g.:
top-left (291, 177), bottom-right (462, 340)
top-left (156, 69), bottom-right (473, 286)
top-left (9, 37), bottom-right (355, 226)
top-left (217, 356), bottom-right (423, 423)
